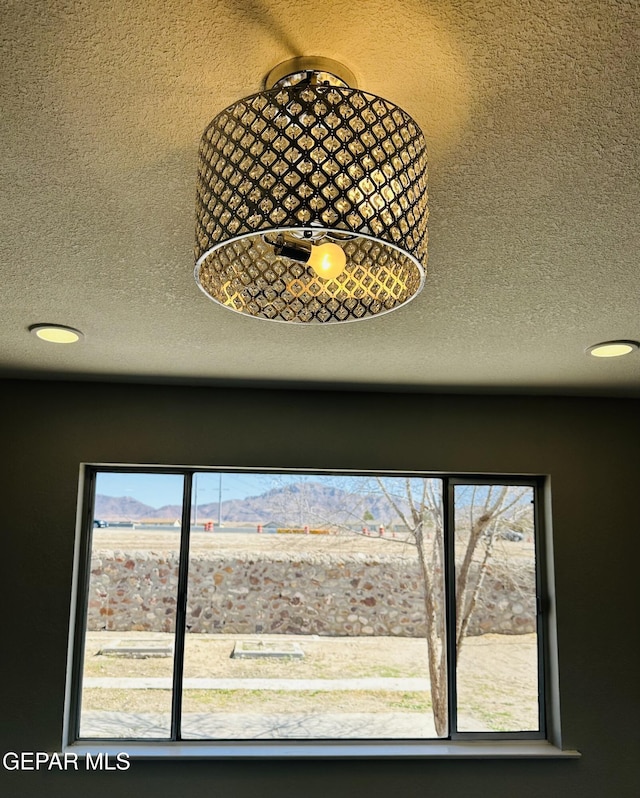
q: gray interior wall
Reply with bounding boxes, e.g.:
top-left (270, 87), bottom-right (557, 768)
top-left (1, 379), bottom-right (638, 798)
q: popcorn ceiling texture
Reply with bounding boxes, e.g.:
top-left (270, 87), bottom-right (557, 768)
top-left (1, 1), bottom-right (639, 393)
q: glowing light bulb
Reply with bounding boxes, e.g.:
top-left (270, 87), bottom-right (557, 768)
top-left (307, 242), bottom-right (347, 280)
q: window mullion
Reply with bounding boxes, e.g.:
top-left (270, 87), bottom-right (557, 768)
top-left (533, 480), bottom-right (547, 737)
top-left (68, 467), bottom-right (98, 744)
top-left (443, 476), bottom-right (458, 738)
top-left (170, 471), bottom-right (193, 741)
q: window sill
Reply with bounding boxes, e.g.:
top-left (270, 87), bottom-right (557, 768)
top-left (66, 739), bottom-right (581, 760)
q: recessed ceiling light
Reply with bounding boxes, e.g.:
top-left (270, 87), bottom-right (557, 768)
top-left (586, 340), bottom-right (639, 358)
top-left (29, 324), bottom-right (84, 344)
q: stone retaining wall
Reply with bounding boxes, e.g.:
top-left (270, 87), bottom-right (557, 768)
top-left (87, 551), bottom-right (536, 637)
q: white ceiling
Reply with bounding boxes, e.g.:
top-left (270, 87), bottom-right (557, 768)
top-left (2, 0), bottom-right (639, 395)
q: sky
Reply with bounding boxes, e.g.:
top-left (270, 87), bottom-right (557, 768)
top-left (96, 471), bottom-right (290, 508)
top-left (93, 471), bottom-right (371, 508)
top-left (94, 471), bottom-right (532, 513)
top-left (93, 471), bottom-right (437, 509)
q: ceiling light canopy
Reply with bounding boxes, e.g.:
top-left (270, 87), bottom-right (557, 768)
top-left (29, 324), bottom-right (84, 344)
top-left (195, 57), bottom-right (428, 323)
top-left (587, 340), bottom-right (639, 358)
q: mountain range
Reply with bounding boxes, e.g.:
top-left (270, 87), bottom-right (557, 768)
top-left (94, 481), bottom-right (409, 526)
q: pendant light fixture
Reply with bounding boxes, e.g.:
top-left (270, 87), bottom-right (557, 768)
top-left (195, 57), bottom-right (428, 323)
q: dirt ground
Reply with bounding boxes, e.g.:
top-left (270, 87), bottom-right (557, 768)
top-left (82, 631), bottom-right (539, 731)
top-left (93, 528), bottom-right (535, 563)
top-left (95, 528), bottom-right (418, 555)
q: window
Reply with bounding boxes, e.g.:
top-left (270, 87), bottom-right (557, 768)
top-left (66, 467), bottom-right (564, 757)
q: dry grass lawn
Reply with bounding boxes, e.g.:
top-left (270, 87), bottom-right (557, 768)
top-left (81, 631), bottom-right (538, 731)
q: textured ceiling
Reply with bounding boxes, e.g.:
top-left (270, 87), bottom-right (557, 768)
top-left (1, 0), bottom-right (639, 395)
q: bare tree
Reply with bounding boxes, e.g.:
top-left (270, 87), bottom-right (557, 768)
top-left (264, 475), bottom-right (369, 531)
top-left (373, 478), bottom-right (530, 736)
top-left (264, 474), bottom-right (531, 736)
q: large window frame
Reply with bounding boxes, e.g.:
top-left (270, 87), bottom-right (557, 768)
top-left (64, 465), bottom-right (576, 758)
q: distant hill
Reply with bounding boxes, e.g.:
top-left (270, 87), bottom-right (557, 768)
top-left (94, 480), bottom-right (409, 526)
top-left (94, 494), bottom-right (163, 521)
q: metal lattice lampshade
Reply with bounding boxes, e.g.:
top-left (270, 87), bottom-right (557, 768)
top-left (195, 58), bottom-right (428, 323)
